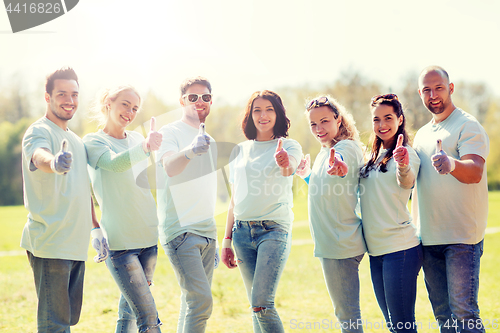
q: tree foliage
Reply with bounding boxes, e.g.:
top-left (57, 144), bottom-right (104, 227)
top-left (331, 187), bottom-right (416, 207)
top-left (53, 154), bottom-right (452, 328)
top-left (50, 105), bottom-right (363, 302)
top-left (0, 70), bottom-right (499, 205)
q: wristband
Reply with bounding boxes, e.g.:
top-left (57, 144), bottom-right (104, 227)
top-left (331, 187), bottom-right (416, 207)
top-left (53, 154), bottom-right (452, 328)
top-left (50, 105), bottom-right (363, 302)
top-left (449, 157), bottom-right (456, 173)
top-left (184, 148), bottom-right (196, 160)
top-left (224, 236), bottom-right (232, 240)
top-left (91, 227), bottom-right (104, 238)
top-left (222, 238), bottom-right (232, 248)
top-left (50, 158), bottom-right (65, 175)
top-left (142, 140), bottom-right (151, 153)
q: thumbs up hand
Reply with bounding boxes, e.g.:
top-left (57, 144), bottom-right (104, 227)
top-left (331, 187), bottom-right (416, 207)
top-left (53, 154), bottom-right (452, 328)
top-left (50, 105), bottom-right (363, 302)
top-left (393, 134), bottom-right (409, 168)
top-left (185, 123), bottom-right (211, 160)
top-left (50, 139), bottom-right (72, 175)
top-left (431, 139), bottom-right (456, 175)
top-left (274, 138), bottom-right (290, 168)
top-left (296, 154), bottom-right (311, 179)
top-left (143, 117), bottom-right (163, 153)
top-left (327, 147), bottom-right (348, 177)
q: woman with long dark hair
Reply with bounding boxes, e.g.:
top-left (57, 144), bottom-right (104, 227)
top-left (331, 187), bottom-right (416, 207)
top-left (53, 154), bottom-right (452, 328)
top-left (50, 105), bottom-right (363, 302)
top-left (359, 94), bottom-right (422, 333)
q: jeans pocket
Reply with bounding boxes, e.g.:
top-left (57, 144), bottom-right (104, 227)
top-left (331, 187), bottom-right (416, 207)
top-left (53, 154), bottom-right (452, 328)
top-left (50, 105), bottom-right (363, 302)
top-left (167, 232), bottom-right (189, 251)
top-left (263, 221), bottom-right (287, 234)
top-left (354, 253), bottom-right (364, 264)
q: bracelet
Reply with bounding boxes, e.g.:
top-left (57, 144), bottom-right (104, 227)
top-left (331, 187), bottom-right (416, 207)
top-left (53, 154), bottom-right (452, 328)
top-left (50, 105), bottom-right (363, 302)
top-left (224, 236), bottom-right (232, 240)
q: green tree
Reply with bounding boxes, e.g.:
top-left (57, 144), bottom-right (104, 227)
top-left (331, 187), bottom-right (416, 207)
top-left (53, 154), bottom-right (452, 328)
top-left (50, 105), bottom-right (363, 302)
top-left (0, 118), bottom-right (33, 205)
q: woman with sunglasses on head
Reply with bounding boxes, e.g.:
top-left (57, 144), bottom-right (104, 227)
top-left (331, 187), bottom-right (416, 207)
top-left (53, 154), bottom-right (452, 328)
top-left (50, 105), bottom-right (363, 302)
top-left (359, 94), bottom-right (422, 333)
top-left (221, 90), bottom-right (302, 333)
top-left (83, 85), bottom-right (163, 332)
top-left (295, 96), bottom-right (366, 333)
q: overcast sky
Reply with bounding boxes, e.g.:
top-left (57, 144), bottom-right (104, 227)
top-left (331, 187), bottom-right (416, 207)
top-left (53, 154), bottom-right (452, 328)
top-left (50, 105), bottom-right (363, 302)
top-left (0, 0), bottom-right (499, 106)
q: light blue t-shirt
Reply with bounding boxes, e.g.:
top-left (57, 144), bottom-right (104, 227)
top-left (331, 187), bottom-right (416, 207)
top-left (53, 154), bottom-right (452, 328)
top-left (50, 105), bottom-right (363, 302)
top-left (21, 117), bottom-right (92, 261)
top-left (359, 145), bottom-right (421, 256)
top-left (156, 120), bottom-right (217, 245)
top-left (83, 130), bottom-right (159, 251)
top-left (414, 108), bottom-right (489, 246)
top-left (308, 140), bottom-right (366, 259)
top-left (229, 138), bottom-right (302, 231)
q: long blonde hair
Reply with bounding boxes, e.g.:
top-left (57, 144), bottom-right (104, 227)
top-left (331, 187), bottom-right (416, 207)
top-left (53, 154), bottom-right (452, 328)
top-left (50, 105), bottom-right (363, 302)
top-left (90, 85), bottom-right (141, 127)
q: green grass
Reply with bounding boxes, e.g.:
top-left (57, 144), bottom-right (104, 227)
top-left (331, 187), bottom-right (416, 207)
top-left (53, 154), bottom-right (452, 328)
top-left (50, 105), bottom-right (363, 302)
top-left (1, 191), bottom-right (500, 332)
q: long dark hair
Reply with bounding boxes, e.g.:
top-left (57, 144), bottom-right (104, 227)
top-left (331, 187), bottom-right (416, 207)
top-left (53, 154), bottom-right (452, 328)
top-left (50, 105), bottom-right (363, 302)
top-left (242, 90), bottom-right (290, 140)
top-left (360, 94), bottom-right (409, 177)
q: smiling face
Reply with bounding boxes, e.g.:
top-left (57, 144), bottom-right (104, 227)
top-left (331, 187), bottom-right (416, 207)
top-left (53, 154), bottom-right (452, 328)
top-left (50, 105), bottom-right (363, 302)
top-left (251, 97), bottom-right (277, 140)
top-left (45, 79), bottom-right (79, 129)
top-left (308, 106), bottom-right (341, 148)
top-left (180, 83), bottom-right (212, 124)
top-left (419, 70), bottom-right (455, 119)
top-left (107, 89), bottom-right (140, 130)
top-left (371, 104), bottom-right (403, 149)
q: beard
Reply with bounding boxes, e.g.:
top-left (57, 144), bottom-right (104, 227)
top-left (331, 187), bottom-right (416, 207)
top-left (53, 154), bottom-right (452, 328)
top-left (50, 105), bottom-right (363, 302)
top-left (50, 103), bottom-right (75, 121)
top-left (426, 94), bottom-right (451, 115)
top-left (427, 101), bottom-right (445, 114)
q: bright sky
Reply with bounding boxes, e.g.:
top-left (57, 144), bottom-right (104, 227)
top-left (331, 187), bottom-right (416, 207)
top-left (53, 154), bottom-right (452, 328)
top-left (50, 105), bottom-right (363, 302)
top-left (0, 0), bottom-right (499, 106)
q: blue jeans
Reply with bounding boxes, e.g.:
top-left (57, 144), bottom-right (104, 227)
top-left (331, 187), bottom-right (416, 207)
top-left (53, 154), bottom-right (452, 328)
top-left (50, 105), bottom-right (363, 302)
top-left (232, 220), bottom-right (291, 333)
top-left (423, 240), bottom-right (485, 333)
top-left (370, 244), bottom-right (423, 333)
top-left (165, 232), bottom-right (216, 333)
top-left (27, 251), bottom-right (85, 333)
top-left (320, 255), bottom-right (365, 333)
top-left (106, 245), bottom-right (161, 333)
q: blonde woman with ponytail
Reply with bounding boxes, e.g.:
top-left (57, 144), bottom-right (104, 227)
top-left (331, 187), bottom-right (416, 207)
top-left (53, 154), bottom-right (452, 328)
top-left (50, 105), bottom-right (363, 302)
top-left (83, 86), bottom-right (163, 332)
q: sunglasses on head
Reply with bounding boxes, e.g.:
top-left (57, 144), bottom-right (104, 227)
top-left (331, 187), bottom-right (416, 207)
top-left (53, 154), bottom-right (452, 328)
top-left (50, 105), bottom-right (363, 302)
top-left (306, 96), bottom-right (339, 116)
top-left (371, 93), bottom-right (398, 103)
top-left (182, 93), bottom-right (213, 103)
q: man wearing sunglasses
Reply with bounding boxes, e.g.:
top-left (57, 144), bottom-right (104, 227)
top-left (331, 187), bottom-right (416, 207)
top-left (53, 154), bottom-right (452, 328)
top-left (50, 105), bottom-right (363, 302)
top-left (156, 76), bottom-right (217, 333)
top-left (413, 66), bottom-right (489, 333)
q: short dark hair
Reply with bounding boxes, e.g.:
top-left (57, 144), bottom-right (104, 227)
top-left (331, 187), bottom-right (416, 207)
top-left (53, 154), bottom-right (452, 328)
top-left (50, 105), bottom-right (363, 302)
top-left (180, 76), bottom-right (212, 96)
top-left (242, 90), bottom-right (290, 140)
top-left (45, 67), bottom-right (79, 96)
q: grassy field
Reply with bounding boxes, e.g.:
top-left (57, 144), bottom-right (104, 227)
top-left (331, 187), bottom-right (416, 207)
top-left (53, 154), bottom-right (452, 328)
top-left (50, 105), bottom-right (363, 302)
top-left (1, 191), bottom-right (499, 332)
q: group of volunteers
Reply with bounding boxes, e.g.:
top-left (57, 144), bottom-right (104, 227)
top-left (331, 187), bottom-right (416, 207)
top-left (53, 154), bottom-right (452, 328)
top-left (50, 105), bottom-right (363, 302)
top-left (20, 65), bottom-right (488, 333)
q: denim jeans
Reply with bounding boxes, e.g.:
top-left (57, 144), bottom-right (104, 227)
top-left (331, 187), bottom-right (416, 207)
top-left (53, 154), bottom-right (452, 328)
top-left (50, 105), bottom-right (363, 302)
top-left (165, 232), bottom-right (216, 333)
top-left (106, 245), bottom-right (161, 333)
top-left (423, 240), bottom-right (485, 333)
top-left (370, 244), bottom-right (423, 333)
top-left (27, 251), bottom-right (85, 333)
top-left (320, 255), bottom-right (365, 333)
top-left (232, 220), bottom-right (291, 333)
